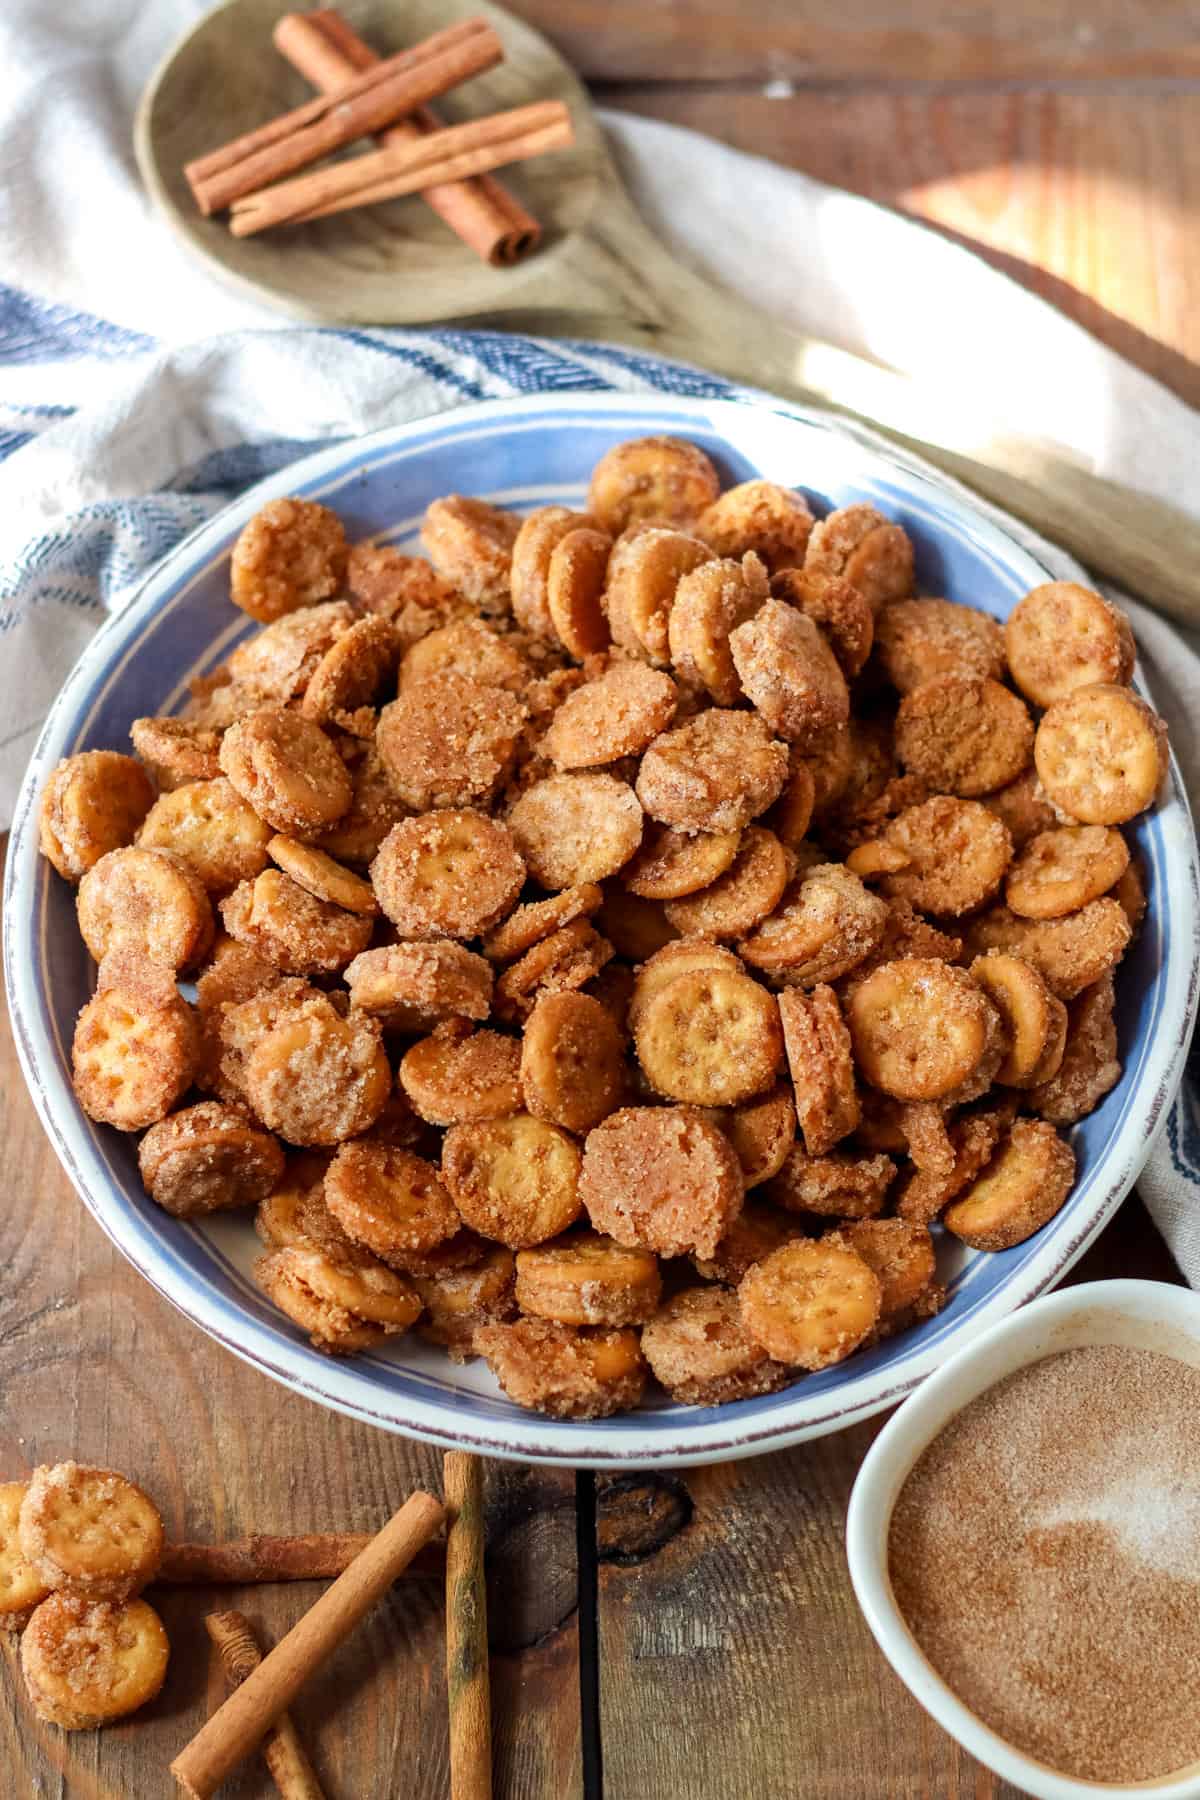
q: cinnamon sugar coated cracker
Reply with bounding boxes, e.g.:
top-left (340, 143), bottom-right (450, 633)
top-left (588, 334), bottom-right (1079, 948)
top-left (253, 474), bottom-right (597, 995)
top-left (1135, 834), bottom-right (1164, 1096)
top-left (346, 541), bottom-right (462, 634)
top-left (474, 1319), bottom-right (647, 1419)
top-left (494, 918), bottom-right (613, 1024)
top-left (421, 495), bottom-right (520, 612)
top-left (219, 707), bottom-right (352, 836)
top-left (516, 1231), bottom-right (662, 1328)
top-left (139, 777), bottom-right (271, 894)
top-left (0, 1485), bottom-right (50, 1632)
top-left (769, 568), bottom-right (874, 680)
top-left (511, 505), bottom-right (592, 637)
top-left (482, 881), bottom-right (603, 960)
top-left (130, 715), bottom-right (223, 789)
top-left (698, 479), bottom-right (814, 572)
top-left (636, 709), bottom-right (788, 835)
top-left (377, 672), bottom-right (525, 810)
top-left (400, 1028), bottom-right (522, 1125)
top-left (642, 1285), bottom-right (792, 1405)
top-left (39, 751), bottom-right (155, 883)
top-left (606, 526), bottom-right (715, 664)
top-left (622, 820), bottom-right (741, 901)
top-left (664, 825), bottom-right (791, 939)
top-left (508, 771), bottom-right (644, 888)
top-left (138, 1101), bottom-right (284, 1217)
top-left (875, 596), bottom-right (1004, 694)
top-left (38, 449), bottom-right (1162, 1416)
top-left (371, 810), bottom-right (525, 939)
top-left (413, 1244), bottom-right (517, 1359)
top-left (267, 834), bottom-right (379, 915)
top-left (18, 1464), bottom-right (164, 1604)
top-left (547, 526), bottom-right (614, 658)
top-left (345, 941), bottom-right (493, 1031)
top-left (542, 660), bottom-right (677, 769)
top-left (729, 598), bottom-right (850, 746)
top-left (22, 1594), bottom-right (170, 1729)
top-left (399, 614), bottom-right (531, 694)
top-left (803, 501), bottom-right (914, 613)
top-left (301, 614), bottom-right (401, 734)
top-left (324, 1141), bottom-right (461, 1266)
top-left (220, 866), bottom-right (372, 974)
top-left (255, 1243), bottom-right (421, 1352)
top-left (230, 497), bottom-right (347, 622)
top-left (228, 600), bottom-right (358, 702)
top-left (579, 1106), bottom-right (743, 1259)
top-left (588, 435), bottom-right (720, 535)
top-left (72, 972), bottom-right (198, 1132)
top-left (668, 553), bottom-right (769, 703)
top-left (77, 845), bottom-right (213, 974)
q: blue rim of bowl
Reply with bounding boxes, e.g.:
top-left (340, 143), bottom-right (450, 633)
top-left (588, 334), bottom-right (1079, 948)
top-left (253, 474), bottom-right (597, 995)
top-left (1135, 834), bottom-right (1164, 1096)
top-left (6, 389), bottom-right (1199, 1467)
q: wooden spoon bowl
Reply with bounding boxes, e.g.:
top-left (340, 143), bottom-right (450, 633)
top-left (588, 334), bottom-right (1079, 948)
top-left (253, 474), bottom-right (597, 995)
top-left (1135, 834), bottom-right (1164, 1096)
top-left (136, 0), bottom-right (606, 323)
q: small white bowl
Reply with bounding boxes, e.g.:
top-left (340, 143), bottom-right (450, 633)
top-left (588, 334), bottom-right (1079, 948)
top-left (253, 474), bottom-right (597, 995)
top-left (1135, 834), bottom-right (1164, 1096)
top-left (846, 1279), bottom-right (1200, 1800)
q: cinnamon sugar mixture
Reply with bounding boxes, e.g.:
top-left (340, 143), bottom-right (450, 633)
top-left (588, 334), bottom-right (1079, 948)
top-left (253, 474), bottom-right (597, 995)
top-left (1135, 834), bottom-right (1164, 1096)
top-left (889, 1345), bottom-right (1200, 1784)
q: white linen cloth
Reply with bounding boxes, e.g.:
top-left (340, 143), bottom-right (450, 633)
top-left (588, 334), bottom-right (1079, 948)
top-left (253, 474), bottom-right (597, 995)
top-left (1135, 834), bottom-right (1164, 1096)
top-left (2, 0), bottom-right (1199, 1274)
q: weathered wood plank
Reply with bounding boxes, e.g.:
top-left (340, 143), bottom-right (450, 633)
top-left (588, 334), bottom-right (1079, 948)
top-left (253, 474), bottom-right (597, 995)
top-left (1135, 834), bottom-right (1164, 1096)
top-left (595, 1199), bottom-right (1184, 1800)
top-left (0, 842), bottom-right (581, 1800)
top-left (591, 86), bottom-right (1200, 408)
top-left (506, 0), bottom-right (1200, 85)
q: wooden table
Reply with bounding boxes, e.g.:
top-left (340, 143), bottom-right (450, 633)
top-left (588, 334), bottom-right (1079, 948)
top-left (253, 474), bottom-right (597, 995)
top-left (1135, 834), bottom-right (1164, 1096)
top-left (3, 4), bottom-right (1196, 1793)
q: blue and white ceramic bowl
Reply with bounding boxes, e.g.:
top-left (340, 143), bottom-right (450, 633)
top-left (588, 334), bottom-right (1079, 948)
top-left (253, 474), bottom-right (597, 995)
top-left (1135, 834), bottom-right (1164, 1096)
top-left (6, 392), bottom-right (1199, 1467)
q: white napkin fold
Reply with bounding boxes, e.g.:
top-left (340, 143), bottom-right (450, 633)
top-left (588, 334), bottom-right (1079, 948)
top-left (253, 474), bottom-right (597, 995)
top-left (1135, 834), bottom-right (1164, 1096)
top-left (1, 0), bottom-right (1198, 1277)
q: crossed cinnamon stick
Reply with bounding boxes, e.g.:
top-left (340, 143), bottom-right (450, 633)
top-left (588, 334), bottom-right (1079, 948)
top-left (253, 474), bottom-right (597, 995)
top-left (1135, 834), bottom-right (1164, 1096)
top-left (158, 1530), bottom-right (440, 1584)
top-left (183, 10), bottom-right (572, 256)
top-left (275, 9), bottom-right (540, 266)
top-left (169, 1452), bottom-right (491, 1799)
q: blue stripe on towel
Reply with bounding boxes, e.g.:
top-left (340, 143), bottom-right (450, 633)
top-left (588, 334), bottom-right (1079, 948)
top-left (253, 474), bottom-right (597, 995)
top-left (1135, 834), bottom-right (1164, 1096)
top-left (0, 282), bottom-right (155, 364)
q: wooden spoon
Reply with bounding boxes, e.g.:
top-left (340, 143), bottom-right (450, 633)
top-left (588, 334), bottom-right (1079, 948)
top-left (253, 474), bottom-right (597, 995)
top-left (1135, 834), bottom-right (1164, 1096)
top-left (135, 0), bottom-right (1200, 621)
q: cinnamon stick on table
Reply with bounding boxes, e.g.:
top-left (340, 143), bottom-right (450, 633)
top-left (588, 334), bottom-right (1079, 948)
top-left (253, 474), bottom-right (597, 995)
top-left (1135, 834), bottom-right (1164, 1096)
top-left (230, 100), bottom-right (573, 237)
top-left (444, 1453), bottom-right (492, 1800)
top-left (206, 1612), bottom-right (326, 1800)
top-left (185, 16), bottom-right (502, 215)
top-left (275, 8), bottom-right (540, 267)
top-left (159, 1532), bottom-right (443, 1585)
top-left (171, 1490), bottom-right (446, 1799)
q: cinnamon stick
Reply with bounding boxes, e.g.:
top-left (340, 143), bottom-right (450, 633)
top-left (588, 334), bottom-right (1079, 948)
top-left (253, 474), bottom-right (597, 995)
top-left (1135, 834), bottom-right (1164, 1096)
top-left (159, 1533), bottom-right (443, 1585)
top-left (230, 101), bottom-right (573, 238)
top-left (275, 9), bottom-right (540, 266)
top-left (185, 18), bottom-right (503, 216)
top-left (171, 1490), bottom-right (445, 1799)
top-left (205, 1612), bottom-right (326, 1800)
top-left (444, 1453), bottom-right (492, 1800)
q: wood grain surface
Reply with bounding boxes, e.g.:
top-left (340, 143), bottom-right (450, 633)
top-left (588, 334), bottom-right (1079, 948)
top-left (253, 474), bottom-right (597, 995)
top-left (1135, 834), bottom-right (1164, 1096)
top-left (506, 0), bottom-right (1200, 85)
top-left (6, 1), bottom-right (1199, 1792)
